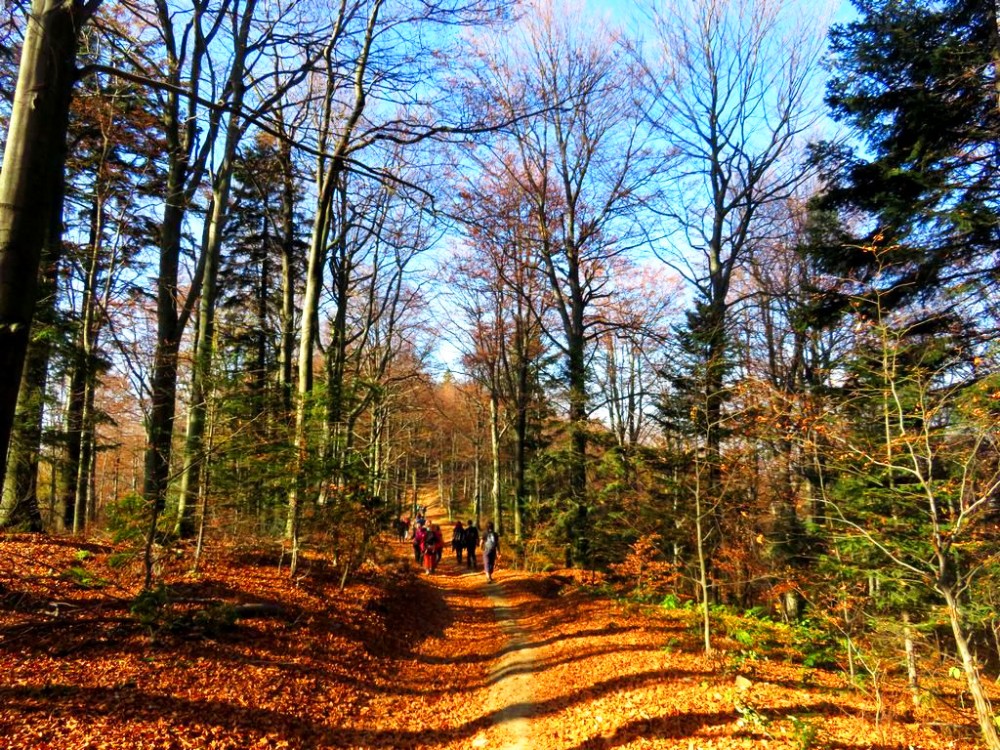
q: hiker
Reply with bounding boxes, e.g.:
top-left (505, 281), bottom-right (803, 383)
top-left (482, 521), bottom-right (500, 583)
top-left (452, 521), bottom-right (465, 564)
top-left (432, 523), bottom-right (445, 565)
top-left (420, 524), bottom-right (436, 573)
top-left (464, 520), bottom-right (479, 569)
top-left (412, 518), bottom-right (426, 563)
top-left (396, 517), bottom-right (409, 542)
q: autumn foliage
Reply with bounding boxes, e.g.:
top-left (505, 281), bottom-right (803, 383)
top-left (1, 530), bottom-right (993, 749)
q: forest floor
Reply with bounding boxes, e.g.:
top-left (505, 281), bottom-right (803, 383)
top-left (0, 518), bottom-right (993, 749)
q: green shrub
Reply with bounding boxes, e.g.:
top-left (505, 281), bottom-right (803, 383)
top-left (660, 593), bottom-right (682, 609)
top-left (61, 565), bottom-right (107, 589)
top-left (792, 619), bottom-right (840, 669)
top-left (130, 584), bottom-right (173, 633)
top-left (789, 716), bottom-right (818, 750)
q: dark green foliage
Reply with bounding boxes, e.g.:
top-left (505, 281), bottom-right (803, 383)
top-left (131, 584), bottom-right (238, 638)
top-left (105, 492), bottom-right (153, 545)
top-left (61, 564), bottom-right (107, 589)
top-left (813, 0), bottom-right (1000, 306)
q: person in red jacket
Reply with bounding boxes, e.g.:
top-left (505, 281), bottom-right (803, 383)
top-left (412, 519), bottom-right (426, 564)
top-left (431, 523), bottom-right (444, 567)
top-left (422, 524), bottom-right (439, 574)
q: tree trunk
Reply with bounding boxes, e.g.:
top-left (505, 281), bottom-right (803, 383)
top-left (0, 0), bottom-right (94, 488)
top-left (0, 343), bottom-right (47, 531)
top-left (558, 267), bottom-right (589, 567)
top-left (61, 363), bottom-right (85, 530)
top-left (942, 586), bottom-right (1000, 749)
top-left (512, 410), bottom-right (526, 544)
top-left (489, 391), bottom-right (502, 532)
top-left (71, 193), bottom-right (107, 534)
top-left (73, 376), bottom-right (97, 533)
top-left (286, 0), bottom-right (383, 574)
top-left (694, 459), bottom-right (713, 654)
top-left (278, 134), bottom-right (297, 416)
top-left (175, 0), bottom-right (257, 537)
top-left (0, 227), bottom-right (61, 532)
top-left (902, 611), bottom-right (920, 708)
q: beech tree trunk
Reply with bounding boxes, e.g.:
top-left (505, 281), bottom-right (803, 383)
top-left (0, 342), bottom-right (47, 530)
top-left (286, 0), bottom-right (383, 574)
top-left (942, 586), bottom-right (1000, 750)
top-left (489, 392), bottom-right (502, 531)
top-left (176, 38), bottom-right (253, 534)
top-left (0, 0), bottom-right (97, 487)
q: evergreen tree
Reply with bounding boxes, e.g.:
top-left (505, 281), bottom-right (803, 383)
top-left (814, 0), bottom-right (1000, 310)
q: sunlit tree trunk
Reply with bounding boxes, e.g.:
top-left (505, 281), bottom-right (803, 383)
top-left (0, 0), bottom-right (98, 488)
top-left (489, 391), bottom-right (502, 531)
top-left (942, 586), bottom-right (1000, 749)
top-left (286, 0), bottom-right (382, 575)
top-left (176, 0), bottom-right (256, 536)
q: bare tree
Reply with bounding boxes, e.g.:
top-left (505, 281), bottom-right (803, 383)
top-left (637, 0), bottom-right (825, 640)
top-left (449, 162), bottom-right (551, 543)
top-left (285, 0), bottom-right (514, 573)
top-left (639, 0), bottom-right (825, 475)
top-left (470, 0), bottom-right (652, 565)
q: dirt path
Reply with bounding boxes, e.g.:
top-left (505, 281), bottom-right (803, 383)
top-left (370, 523), bottom-right (984, 750)
top-left (480, 580), bottom-right (537, 750)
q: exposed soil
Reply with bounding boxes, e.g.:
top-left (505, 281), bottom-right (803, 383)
top-left (0, 528), bottom-right (990, 749)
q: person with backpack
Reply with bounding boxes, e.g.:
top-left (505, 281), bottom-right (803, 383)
top-left (432, 523), bottom-right (445, 565)
top-left (422, 524), bottom-right (439, 574)
top-left (452, 521), bottom-right (465, 564)
top-left (463, 520), bottom-right (479, 570)
top-left (482, 521), bottom-right (500, 583)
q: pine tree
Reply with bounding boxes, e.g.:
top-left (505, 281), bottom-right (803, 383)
top-left (814, 0), bottom-right (1000, 307)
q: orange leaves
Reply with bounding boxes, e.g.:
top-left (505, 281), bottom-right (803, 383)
top-left (0, 536), bottom-right (991, 750)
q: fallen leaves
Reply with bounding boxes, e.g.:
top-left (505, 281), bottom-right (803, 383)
top-left (0, 532), bottom-right (993, 749)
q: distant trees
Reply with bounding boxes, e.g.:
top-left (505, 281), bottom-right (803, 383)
top-left (451, 166), bottom-right (550, 546)
top-left (466, 0), bottom-right (651, 565)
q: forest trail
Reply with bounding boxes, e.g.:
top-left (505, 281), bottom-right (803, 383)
top-left (0, 529), bottom-right (986, 749)
top-left (378, 504), bottom-right (983, 750)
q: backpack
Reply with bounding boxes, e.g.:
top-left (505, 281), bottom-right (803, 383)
top-left (483, 531), bottom-right (498, 554)
top-left (452, 528), bottom-right (465, 547)
top-left (464, 527), bottom-right (479, 548)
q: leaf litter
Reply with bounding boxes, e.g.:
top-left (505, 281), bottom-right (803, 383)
top-left (0, 533), bottom-right (990, 749)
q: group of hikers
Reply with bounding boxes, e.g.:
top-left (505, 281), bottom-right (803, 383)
top-left (398, 510), bottom-right (501, 583)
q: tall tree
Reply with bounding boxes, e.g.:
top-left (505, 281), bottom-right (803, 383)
top-left (471, 0), bottom-right (650, 565)
top-left (452, 165), bottom-right (550, 543)
top-left (0, 0), bottom-right (101, 489)
top-left (639, 0), bottom-right (824, 643)
top-left (642, 0), bottom-right (823, 472)
top-left (285, 0), bottom-right (513, 572)
top-left (174, 0), bottom-right (267, 537)
top-left (815, 0), bottom-right (1000, 316)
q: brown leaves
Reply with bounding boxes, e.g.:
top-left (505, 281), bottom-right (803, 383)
top-left (0, 535), bottom-right (990, 749)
